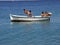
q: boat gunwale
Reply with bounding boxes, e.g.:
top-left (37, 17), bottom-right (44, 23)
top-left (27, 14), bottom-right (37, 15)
top-left (10, 14), bottom-right (50, 18)
top-left (10, 14), bottom-right (51, 22)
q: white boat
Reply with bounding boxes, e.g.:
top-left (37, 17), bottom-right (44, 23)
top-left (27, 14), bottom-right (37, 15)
top-left (10, 14), bottom-right (51, 22)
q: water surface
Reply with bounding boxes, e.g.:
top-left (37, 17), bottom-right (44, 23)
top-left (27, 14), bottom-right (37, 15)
top-left (0, 1), bottom-right (60, 45)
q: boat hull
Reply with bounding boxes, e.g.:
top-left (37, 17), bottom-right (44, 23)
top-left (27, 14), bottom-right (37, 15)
top-left (10, 14), bottom-right (50, 22)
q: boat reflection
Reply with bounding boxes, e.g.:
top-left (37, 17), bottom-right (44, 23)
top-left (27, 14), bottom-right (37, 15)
top-left (10, 20), bottom-right (50, 25)
top-left (10, 20), bottom-right (50, 32)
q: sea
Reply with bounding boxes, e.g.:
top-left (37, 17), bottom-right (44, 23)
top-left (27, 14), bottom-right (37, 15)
top-left (0, 1), bottom-right (60, 45)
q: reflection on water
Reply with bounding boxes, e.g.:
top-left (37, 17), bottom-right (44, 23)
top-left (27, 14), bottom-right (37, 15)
top-left (10, 21), bottom-right (50, 32)
top-left (8, 20), bottom-right (56, 45)
top-left (10, 21), bottom-right (50, 25)
top-left (1, 20), bottom-right (60, 45)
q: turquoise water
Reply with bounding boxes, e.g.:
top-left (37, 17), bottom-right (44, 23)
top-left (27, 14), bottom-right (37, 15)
top-left (0, 1), bottom-right (60, 45)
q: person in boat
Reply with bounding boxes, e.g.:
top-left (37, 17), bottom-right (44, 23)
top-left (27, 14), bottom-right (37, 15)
top-left (41, 11), bottom-right (50, 17)
top-left (45, 11), bottom-right (52, 16)
top-left (41, 11), bottom-right (45, 17)
top-left (28, 10), bottom-right (32, 17)
top-left (45, 11), bottom-right (49, 16)
top-left (23, 9), bottom-right (32, 17)
top-left (23, 9), bottom-right (28, 14)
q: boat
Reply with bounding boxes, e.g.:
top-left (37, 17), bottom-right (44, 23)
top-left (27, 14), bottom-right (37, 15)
top-left (10, 14), bottom-right (51, 22)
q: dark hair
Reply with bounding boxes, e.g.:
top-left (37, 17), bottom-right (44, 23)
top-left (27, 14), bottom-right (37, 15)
top-left (42, 12), bottom-right (44, 14)
top-left (23, 9), bottom-right (25, 10)
top-left (29, 10), bottom-right (31, 12)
